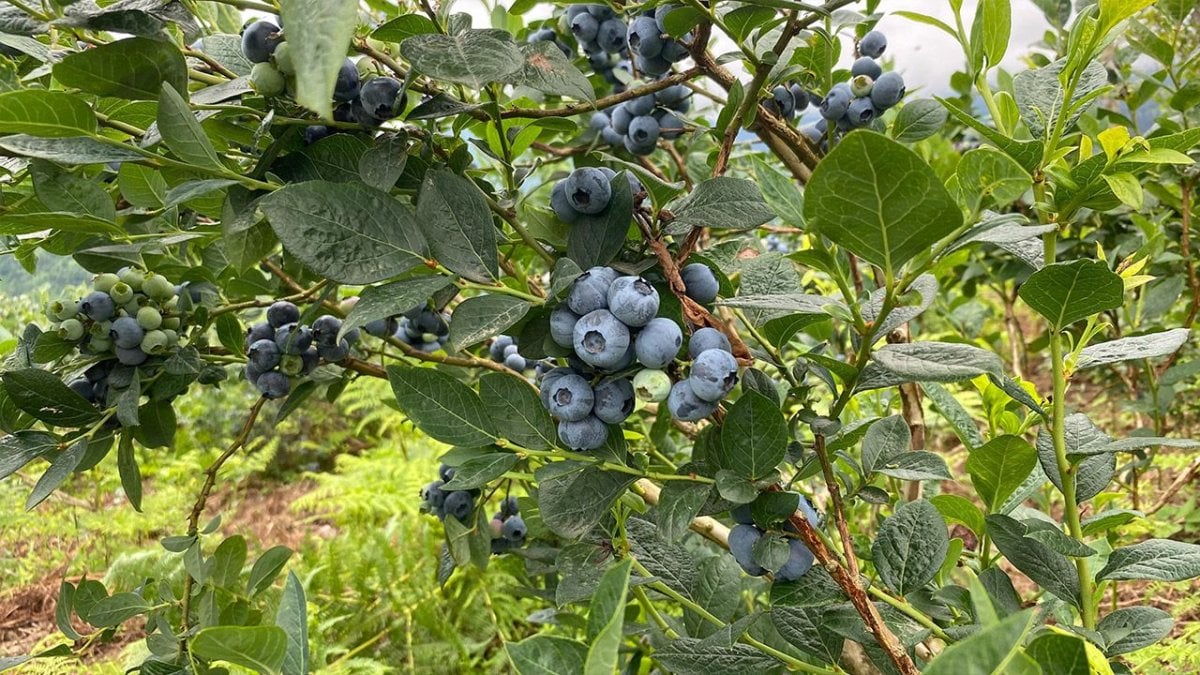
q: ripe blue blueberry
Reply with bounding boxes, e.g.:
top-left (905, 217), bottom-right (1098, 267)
top-left (858, 30), bottom-right (887, 59)
top-left (591, 377), bottom-right (635, 424)
top-left (776, 539), bottom-right (816, 581)
top-left (304, 125), bottom-right (332, 145)
top-left (586, 4), bottom-right (615, 19)
top-left (667, 379), bottom-right (718, 421)
top-left (567, 266), bottom-right (618, 314)
top-left (731, 504), bottom-right (754, 525)
top-left (690, 348), bottom-right (739, 401)
top-left (609, 104), bottom-right (633, 134)
top-left (656, 84), bottom-right (690, 107)
top-left (422, 480), bottom-right (446, 509)
top-left (311, 315), bottom-right (342, 346)
top-left (634, 317), bottom-right (682, 369)
top-left (300, 347), bottom-right (320, 375)
top-left (573, 309), bottom-right (631, 369)
top-left (635, 53), bottom-right (672, 76)
top-left (729, 524), bottom-right (767, 576)
top-left (819, 83), bottom-right (852, 120)
top-left (443, 490), bottom-right (474, 522)
top-left (110, 316), bottom-right (144, 349)
top-left (266, 301), bottom-right (300, 328)
top-left (589, 112), bottom-right (610, 133)
top-left (627, 16), bottom-right (664, 58)
top-left (256, 370), bottom-right (290, 399)
top-left (115, 346), bottom-right (149, 366)
top-left (662, 37), bottom-right (689, 62)
top-left (551, 181), bottom-right (582, 224)
top-left (501, 515), bottom-right (527, 542)
top-left (608, 276), bottom-right (659, 327)
top-left (68, 378), bottom-right (96, 403)
top-left (851, 56), bottom-right (883, 80)
top-left (318, 341), bottom-right (351, 362)
top-left (505, 353), bottom-right (528, 371)
top-left (570, 12), bottom-right (599, 42)
top-left (846, 96), bottom-right (877, 126)
top-left (241, 21), bottom-right (282, 63)
top-left (626, 93), bottom-right (656, 116)
top-left (870, 71), bottom-right (906, 109)
top-left (680, 263), bottom-right (719, 304)
top-left (248, 338), bottom-right (282, 371)
top-left (769, 85), bottom-right (796, 118)
top-left (359, 76), bottom-right (405, 121)
top-left (500, 495), bottom-right (520, 518)
top-left (565, 168), bottom-right (613, 215)
top-left (687, 327), bottom-right (731, 358)
top-left (597, 18), bottom-right (628, 52)
top-left (655, 110), bottom-right (685, 140)
top-left (539, 366), bottom-right (576, 409)
top-left (363, 317), bottom-right (397, 338)
top-left (545, 373), bottom-right (595, 422)
top-left (333, 58), bottom-right (361, 102)
top-left (80, 291), bottom-right (115, 321)
top-left (800, 124), bottom-right (823, 144)
top-left (627, 115), bottom-right (660, 150)
top-left (558, 415), bottom-right (608, 450)
top-left (550, 304), bottom-right (580, 348)
top-left (274, 323), bottom-right (313, 354)
top-left (790, 84), bottom-right (810, 110)
top-left (490, 335), bottom-right (516, 361)
top-left (439, 463), bottom-right (456, 483)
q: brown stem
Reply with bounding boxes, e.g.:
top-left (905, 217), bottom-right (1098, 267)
top-left (888, 326), bottom-right (927, 502)
top-left (501, 68), bottom-right (702, 119)
top-left (1159, 177), bottom-right (1198, 377)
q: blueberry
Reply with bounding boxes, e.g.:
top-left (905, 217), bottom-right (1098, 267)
top-left (245, 321), bottom-right (274, 350)
top-left (311, 315), bottom-right (342, 346)
top-left (80, 291), bottom-right (115, 321)
top-left (439, 463), bottom-right (456, 483)
top-left (627, 115), bottom-right (660, 150)
top-left (820, 83), bottom-right (852, 120)
top-left (422, 480), bottom-right (446, 509)
top-left (608, 276), bottom-right (659, 327)
top-left (359, 76), bottom-right (405, 121)
top-left (790, 84), bottom-right (810, 110)
top-left (490, 335), bottom-right (516, 361)
top-left (108, 282), bottom-right (134, 305)
top-left (500, 495), bottom-right (520, 518)
top-left (600, 126), bottom-right (624, 146)
top-left (118, 267), bottom-right (145, 290)
top-left (870, 71), bottom-right (906, 109)
top-left (68, 378), bottom-right (96, 403)
top-left (590, 112), bottom-right (611, 133)
top-left (632, 369), bottom-right (671, 402)
top-left (250, 62), bottom-right (286, 97)
top-left (731, 504), bottom-right (754, 525)
top-left (858, 30), bottom-right (887, 59)
top-left (545, 373), bottom-right (595, 421)
top-left (443, 490), bottom-right (474, 522)
top-left (850, 74), bottom-right (874, 98)
top-left (597, 18), bottom-right (628, 52)
top-left (573, 309), bottom-right (631, 369)
top-left (586, 4), bottom-right (616, 20)
top-left (505, 353), bottom-right (528, 371)
top-left (776, 539), bottom-right (816, 581)
top-left (84, 362), bottom-right (113, 384)
top-left (846, 96), bottom-right (877, 127)
top-left (656, 84), bottom-right (690, 107)
top-left (501, 515), bottom-right (527, 542)
top-left (244, 363), bottom-right (264, 384)
top-left (626, 172), bottom-right (644, 197)
top-left (800, 124), bottom-right (823, 144)
top-left (300, 347), bottom-right (319, 375)
top-left (137, 306), bottom-right (163, 331)
top-left (503, 344), bottom-right (520, 359)
top-left (363, 318), bottom-right (397, 338)
top-left (141, 330), bottom-right (169, 355)
top-left (680, 263), bottom-right (719, 304)
top-left (565, 5), bottom-right (590, 21)
top-left (334, 58), bottom-right (361, 102)
top-left (768, 85), bottom-right (796, 118)
top-left (592, 377), bottom-right (635, 424)
top-left (558, 415), bottom-right (609, 450)
top-left (241, 20), bottom-right (282, 63)
top-left (564, 168), bottom-right (613, 215)
top-left (729, 524), bottom-right (766, 576)
top-left (570, 12), bottom-right (599, 42)
top-left (635, 317), bottom-right (683, 369)
top-left (93, 273), bottom-right (121, 293)
top-left (625, 94), bottom-right (656, 117)
top-left (667, 379), bottom-right (718, 421)
top-left (690, 349), bottom-right (739, 401)
top-left (539, 366), bottom-right (576, 409)
top-left (610, 104), bottom-right (633, 134)
top-left (567, 266), bottom-right (619, 314)
top-left (550, 181), bottom-right (583, 224)
top-left (550, 305), bottom-right (580, 348)
top-left (247, 338), bottom-right (281, 371)
top-left (267, 301), bottom-right (300, 328)
top-left (635, 53), bottom-right (672, 76)
top-left (116, 346), bottom-right (149, 366)
top-left (627, 16), bottom-right (664, 58)
top-left (274, 323), bottom-right (313, 354)
top-left (318, 342), bottom-right (350, 361)
top-left (851, 56), bottom-right (883, 80)
top-left (415, 309), bottom-right (448, 336)
top-left (687, 327), bottom-right (731, 358)
top-left (110, 316), bottom-right (144, 349)
top-left (623, 131), bottom-right (656, 156)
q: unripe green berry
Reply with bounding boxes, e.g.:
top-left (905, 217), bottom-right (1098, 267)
top-left (850, 74), bottom-right (874, 97)
top-left (94, 273), bottom-right (121, 293)
top-left (272, 41), bottom-right (294, 75)
top-left (137, 306), bottom-right (163, 330)
top-left (142, 274), bottom-right (175, 302)
top-left (162, 316), bottom-right (182, 330)
top-left (89, 336), bottom-right (112, 352)
top-left (162, 329), bottom-right (179, 346)
top-left (50, 299), bottom-right (80, 321)
top-left (279, 354), bottom-right (304, 376)
top-left (141, 329), bottom-right (169, 355)
top-left (123, 300), bottom-right (142, 316)
top-left (162, 296), bottom-right (179, 312)
top-left (89, 320), bottom-right (112, 338)
top-left (118, 267), bottom-right (145, 290)
top-left (109, 282), bottom-right (135, 305)
top-left (250, 62), bottom-right (286, 97)
top-left (58, 318), bottom-right (85, 341)
top-left (633, 368), bottom-right (672, 402)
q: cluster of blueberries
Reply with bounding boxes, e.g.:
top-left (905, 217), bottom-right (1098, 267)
top-left (421, 465), bottom-right (527, 554)
top-left (534, 262), bottom-right (737, 450)
top-left (239, 20), bottom-right (407, 144)
top-left (550, 166), bottom-right (643, 223)
top-left (590, 84), bottom-right (690, 155)
top-left (727, 496), bottom-right (819, 581)
top-left (488, 335), bottom-right (537, 372)
top-left (45, 269), bottom-right (192, 405)
top-left (243, 301), bottom-right (357, 400)
top-left (800, 30), bottom-right (905, 144)
top-left (763, 234), bottom-right (790, 253)
top-left (46, 268), bottom-right (189, 372)
top-left (361, 303), bottom-right (451, 354)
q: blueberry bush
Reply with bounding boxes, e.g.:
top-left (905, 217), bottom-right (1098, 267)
top-left (0, 0), bottom-right (1199, 673)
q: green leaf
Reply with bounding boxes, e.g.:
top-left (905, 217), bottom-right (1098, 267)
top-left (0, 431), bottom-right (58, 480)
top-left (1098, 0), bottom-right (1157, 31)
top-left (157, 83), bottom-right (222, 169)
top-left (116, 432), bottom-right (142, 512)
top-left (876, 451), bottom-right (952, 481)
top-left (54, 581), bottom-right (82, 641)
top-left (861, 415), bottom-right (910, 476)
top-left (719, 390), bottom-right (787, 480)
top-left (1099, 606), bottom-right (1173, 655)
top-left (971, 0), bottom-right (1011, 68)
top-left (1103, 172), bottom-right (1143, 209)
top-left (1019, 259), bottom-right (1124, 329)
top-left (447, 294), bottom-right (530, 351)
top-left (859, 341), bottom-right (1002, 391)
top-left (478, 373), bottom-right (557, 450)
top-left (685, 554), bottom-right (741, 637)
top-left (54, 36), bottom-right (187, 100)
top-left (1097, 538), bottom-right (1200, 581)
top-left (0, 135), bottom-right (145, 164)
top-left (0, 89), bottom-right (96, 137)
top-left (2, 368), bottom-right (101, 427)
top-left (1012, 60), bottom-right (1108, 137)
top-left (260, 181), bottom-right (427, 285)
top-left (668, 177), bottom-right (776, 233)
top-left (567, 171), bottom-right (633, 268)
top-left (416, 169), bottom-right (499, 283)
top-left (938, 97), bottom-right (1044, 172)
top-left (442, 453), bottom-right (517, 490)
top-left (872, 499), bottom-right (949, 594)
top-left (656, 481), bottom-right (711, 542)
top-left (134, 399), bottom-right (176, 449)
top-left (923, 610), bottom-right (1035, 675)
top-left (986, 514), bottom-right (1080, 607)
top-left (0, 211), bottom-right (123, 236)
top-left (120, 163), bottom-right (168, 208)
top-left (772, 605), bottom-right (844, 664)
top-left (86, 592), bottom-right (150, 628)
top-left (954, 147), bottom-right (1032, 210)
top-left (387, 365), bottom-right (497, 446)
top-left (652, 638), bottom-right (778, 674)
top-left (401, 29), bottom-right (523, 89)
top-left (26, 439), bottom-right (87, 510)
top-left (1076, 328), bottom-right (1190, 369)
top-left (751, 156), bottom-right (804, 227)
top-left (1025, 632), bottom-right (1106, 675)
top-left (338, 276), bottom-right (452, 342)
top-left (276, 572), bottom-right (309, 675)
top-left (891, 98), bottom-right (948, 143)
top-left (967, 435), bottom-right (1038, 510)
top-left (536, 461), bottom-right (635, 539)
top-left (29, 159), bottom-right (115, 221)
top-left (372, 14), bottom-right (438, 42)
top-left (210, 535), bottom-right (248, 589)
top-left (246, 545), bottom-right (293, 596)
top-left (1081, 509), bottom-right (1141, 537)
top-left (804, 131), bottom-right (963, 275)
top-left (190, 626), bottom-right (288, 675)
top-left (507, 41), bottom-right (593, 101)
top-left (584, 559), bottom-right (632, 675)
top-left (1036, 413), bottom-right (1116, 502)
top-left (507, 635), bottom-right (587, 675)
top-left (929, 494), bottom-right (986, 535)
top-left (358, 132), bottom-right (408, 191)
top-left (278, 0), bottom-right (359, 119)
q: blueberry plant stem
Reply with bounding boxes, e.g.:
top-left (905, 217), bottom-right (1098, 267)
top-left (866, 586), bottom-right (953, 643)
